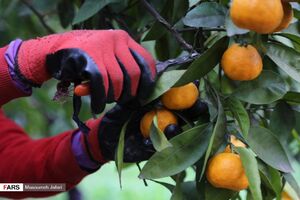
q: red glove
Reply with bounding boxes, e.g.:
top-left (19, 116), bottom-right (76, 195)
top-left (16, 30), bottom-right (156, 114)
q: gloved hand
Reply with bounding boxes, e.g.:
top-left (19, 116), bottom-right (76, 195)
top-left (85, 101), bottom-right (156, 163)
top-left (15, 30), bottom-right (156, 114)
top-left (77, 81), bottom-right (209, 165)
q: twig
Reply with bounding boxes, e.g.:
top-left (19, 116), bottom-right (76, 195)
top-left (141, 0), bottom-right (194, 52)
top-left (136, 163), bottom-right (148, 186)
top-left (177, 27), bottom-right (226, 33)
top-left (156, 52), bottom-right (200, 74)
top-left (20, 0), bottom-right (55, 34)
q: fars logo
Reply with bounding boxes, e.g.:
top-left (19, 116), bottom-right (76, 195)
top-left (0, 183), bottom-right (23, 192)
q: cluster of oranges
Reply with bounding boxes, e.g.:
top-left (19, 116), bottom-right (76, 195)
top-left (139, 82), bottom-right (199, 138)
top-left (222, 0), bottom-right (293, 81)
top-left (139, 82), bottom-right (250, 191)
top-left (210, 0), bottom-right (294, 192)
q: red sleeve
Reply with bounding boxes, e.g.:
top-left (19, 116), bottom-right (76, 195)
top-left (0, 110), bottom-right (89, 199)
top-left (0, 46), bottom-right (28, 106)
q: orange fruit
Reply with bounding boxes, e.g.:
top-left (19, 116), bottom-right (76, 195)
top-left (274, 2), bottom-right (293, 32)
top-left (282, 191), bottom-right (293, 200)
top-left (224, 135), bottom-right (247, 153)
top-left (221, 44), bottom-right (263, 81)
top-left (230, 0), bottom-right (284, 34)
top-left (140, 108), bottom-right (178, 138)
top-left (206, 152), bottom-right (249, 191)
top-left (161, 83), bottom-right (199, 110)
top-left (74, 83), bottom-right (90, 96)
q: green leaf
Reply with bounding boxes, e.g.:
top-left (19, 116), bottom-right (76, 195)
top-left (150, 116), bottom-right (172, 152)
top-left (270, 102), bottom-right (295, 144)
top-left (199, 93), bottom-right (225, 180)
top-left (149, 179), bottom-right (175, 193)
top-left (175, 37), bottom-right (229, 86)
top-left (283, 173), bottom-right (300, 199)
top-left (139, 123), bottom-right (212, 179)
top-left (205, 183), bottom-right (236, 200)
top-left (283, 91), bottom-right (300, 104)
top-left (233, 71), bottom-right (287, 104)
top-left (236, 147), bottom-right (262, 200)
top-left (171, 181), bottom-right (198, 200)
top-left (57, 0), bottom-right (75, 28)
top-left (277, 33), bottom-right (300, 46)
top-left (143, 70), bottom-right (185, 104)
top-left (182, 2), bottom-right (227, 28)
top-left (267, 167), bottom-right (282, 197)
top-left (226, 97), bottom-right (250, 138)
top-left (115, 119), bottom-right (130, 188)
top-left (266, 42), bottom-right (300, 83)
top-left (246, 126), bottom-right (293, 173)
top-left (73, 0), bottom-right (120, 24)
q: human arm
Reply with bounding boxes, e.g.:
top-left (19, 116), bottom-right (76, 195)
top-left (0, 30), bottom-right (156, 198)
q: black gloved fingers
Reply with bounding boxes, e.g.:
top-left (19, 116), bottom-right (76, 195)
top-left (129, 49), bottom-right (156, 102)
top-left (46, 48), bottom-right (86, 80)
top-left (46, 48), bottom-right (107, 114)
top-left (85, 69), bottom-right (106, 114)
top-left (123, 133), bottom-right (155, 162)
top-left (116, 58), bottom-right (133, 103)
top-left (72, 95), bottom-right (90, 134)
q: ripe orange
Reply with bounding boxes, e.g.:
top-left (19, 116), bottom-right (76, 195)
top-left (161, 83), bottom-right (199, 110)
top-left (274, 2), bottom-right (293, 32)
top-left (282, 191), bottom-right (293, 200)
top-left (221, 44), bottom-right (263, 81)
top-left (224, 135), bottom-right (247, 153)
top-left (140, 108), bottom-right (178, 138)
top-left (206, 152), bottom-right (249, 191)
top-left (230, 0), bottom-right (284, 34)
top-left (74, 83), bottom-right (90, 96)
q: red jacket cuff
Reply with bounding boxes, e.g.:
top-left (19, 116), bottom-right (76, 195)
top-left (86, 118), bottom-right (108, 163)
top-left (0, 46), bottom-right (30, 106)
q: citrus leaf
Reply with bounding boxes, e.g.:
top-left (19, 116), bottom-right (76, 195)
top-left (182, 2), bottom-right (227, 28)
top-left (175, 37), bottom-right (229, 86)
top-left (150, 116), bottom-right (172, 152)
top-left (270, 102), bottom-right (295, 144)
top-left (149, 180), bottom-right (175, 193)
top-left (205, 183), bottom-right (236, 200)
top-left (171, 181), bottom-right (198, 200)
top-left (276, 33), bottom-right (300, 46)
top-left (143, 70), bottom-right (185, 104)
top-left (139, 123), bottom-right (212, 179)
top-left (226, 97), bottom-right (250, 138)
top-left (283, 91), bottom-right (300, 104)
top-left (246, 126), bottom-right (293, 173)
top-left (72, 0), bottom-right (120, 24)
top-left (115, 119), bottom-right (130, 188)
top-left (283, 173), bottom-right (300, 199)
top-left (236, 147), bottom-right (262, 200)
top-left (57, 0), bottom-right (75, 28)
top-left (266, 42), bottom-right (300, 83)
top-left (233, 71), bottom-right (287, 104)
top-left (259, 163), bottom-right (282, 200)
top-left (199, 94), bottom-right (225, 181)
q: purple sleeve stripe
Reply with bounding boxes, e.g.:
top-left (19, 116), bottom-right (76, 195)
top-left (71, 131), bottom-right (100, 170)
top-left (4, 39), bottom-right (32, 94)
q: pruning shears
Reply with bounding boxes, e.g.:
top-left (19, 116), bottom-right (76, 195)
top-left (70, 52), bottom-right (199, 133)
